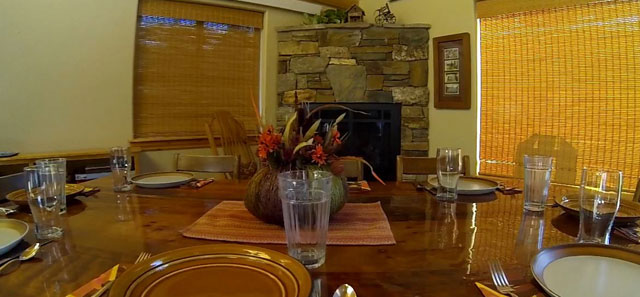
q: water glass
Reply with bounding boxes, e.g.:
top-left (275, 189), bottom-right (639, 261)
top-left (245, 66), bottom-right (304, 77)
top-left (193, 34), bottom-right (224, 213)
top-left (577, 169), bottom-right (622, 244)
top-left (523, 155), bottom-right (553, 211)
top-left (25, 165), bottom-right (64, 240)
top-left (110, 147), bottom-right (132, 192)
top-left (35, 158), bottom-right (67, 214)
top-left (278, 170), bottom-right (333, 269)
top-left (436, 148), bottom-right (462, 202)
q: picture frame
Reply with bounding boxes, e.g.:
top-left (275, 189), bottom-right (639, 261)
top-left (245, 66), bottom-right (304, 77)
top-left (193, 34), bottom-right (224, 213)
top-left (433, 33), bottom-right (471, 109)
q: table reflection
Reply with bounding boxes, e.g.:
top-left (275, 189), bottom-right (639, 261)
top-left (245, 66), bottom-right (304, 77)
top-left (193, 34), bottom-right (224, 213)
top-left (515, 210), bottom-right (545, 272)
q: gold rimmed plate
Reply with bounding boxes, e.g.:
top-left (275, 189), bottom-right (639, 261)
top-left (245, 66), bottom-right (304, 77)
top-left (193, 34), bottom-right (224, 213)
top-left (6, 184), bottom-right (85, 207)
top-left (555, 194), bottom-right (640, 224)
top-left (109, 244), bottom-right (311, 297)
top-left (427, 176), bottom-right (499, 195)
top-left (531, 243), bottom-right (640, 297)
top-left (131, 172), bottom-right (194, 189)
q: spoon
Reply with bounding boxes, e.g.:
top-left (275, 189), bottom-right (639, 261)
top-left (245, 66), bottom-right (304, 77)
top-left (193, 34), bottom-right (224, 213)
top-left (332, 284), bottom-right (357, 297)
top-left (0, 242), bottom-right (41, 275)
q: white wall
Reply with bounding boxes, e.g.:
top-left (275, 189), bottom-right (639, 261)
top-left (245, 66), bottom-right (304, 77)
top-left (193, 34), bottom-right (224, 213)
top-left (361, 0), bottom-right (479, 173)
top-left (0, 0), bottom-right (138, 153)
top-left (0, 0), bottom-right (303, 155)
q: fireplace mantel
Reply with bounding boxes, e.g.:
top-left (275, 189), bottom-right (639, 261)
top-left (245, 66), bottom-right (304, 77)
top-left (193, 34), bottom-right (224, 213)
top-left (276, 23), bottom-right (430, 156)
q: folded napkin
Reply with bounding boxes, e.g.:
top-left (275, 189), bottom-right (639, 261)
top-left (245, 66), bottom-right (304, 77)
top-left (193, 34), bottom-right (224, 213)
top-left (614, 226), bottom-right (640, 243)
top-left (348, 180), bottom-right (371, 192)
top-left (183, 178), bottom-right (215, 189)
top-left (497, 185), bottom-right (522, 195)
top-left (181, 201), bottom-right (395, 245)
top-left (66, 265), bottom-right (118, 297)
top-left (475, 282), bottom-right (507, 297)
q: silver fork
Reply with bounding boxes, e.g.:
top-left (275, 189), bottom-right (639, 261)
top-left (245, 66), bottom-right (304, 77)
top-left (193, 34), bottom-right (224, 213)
top-left (488, 260), bottom-right (519, 297)
top-left (91, 252), bottom-right (152, 297)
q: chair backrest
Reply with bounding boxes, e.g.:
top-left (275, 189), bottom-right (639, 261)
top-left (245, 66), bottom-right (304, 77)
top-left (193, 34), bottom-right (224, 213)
top-left (341, 159), bottom-right (363, 181)
top-left (175, 154), bottom-right (240, 180)
top-left (634, 178), bottom-right (640, 202)
top-left (0, 172), bottom-right (24, 200)
top-left (396, 155), bottom-right (470, 181)
top-left (514, 134), bottom-right (577, 184)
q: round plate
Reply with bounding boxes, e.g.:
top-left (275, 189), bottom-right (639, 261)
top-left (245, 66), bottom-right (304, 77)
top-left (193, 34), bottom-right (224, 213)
top-left (532, 243), bottom-right (640, 297)
top-left (6, 184), bottom-right (86, 207)
top-left (109, 244), bottom-right (311, 297)
top-left (427, 176), bottom-right (499, 195)
top-left (555, 194), bottom-right (640, 224)
top-left (0, 219), bottom-right (29, 256)
top-left (131, 172), bottom-right (194, 189)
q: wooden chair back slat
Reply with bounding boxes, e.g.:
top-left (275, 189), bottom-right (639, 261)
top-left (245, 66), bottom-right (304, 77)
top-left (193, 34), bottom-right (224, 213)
top-left (396, 155), bottom-right (471, 181)
top-left (175, 154), bottom-right (240, 180)
top-left (341, 159), bottom-right (363, 181)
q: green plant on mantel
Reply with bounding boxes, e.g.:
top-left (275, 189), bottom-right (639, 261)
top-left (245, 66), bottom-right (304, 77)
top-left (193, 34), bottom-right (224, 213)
top-left (303, 9), bottom-right (347, 25)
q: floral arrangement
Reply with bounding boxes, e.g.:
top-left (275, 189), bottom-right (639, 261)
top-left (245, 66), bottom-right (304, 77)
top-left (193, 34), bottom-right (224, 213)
top-left (255, 103), bottom-right (384, 183)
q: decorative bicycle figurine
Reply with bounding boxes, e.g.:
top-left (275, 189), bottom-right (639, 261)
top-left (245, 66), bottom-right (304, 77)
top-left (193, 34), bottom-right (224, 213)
top-left (375, 4), bottom-right (396, 25)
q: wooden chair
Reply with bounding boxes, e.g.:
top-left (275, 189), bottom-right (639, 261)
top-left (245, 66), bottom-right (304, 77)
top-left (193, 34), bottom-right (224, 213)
top-left (204, 110), bottom-right (257, 178)
top-left (634, 178), bottom-right (640, 202)
top-left (341, 159), bottom-right (363, 181)
top-left (175, 154), bottom-right (240, 180)
top-left (0, 172), bottom-right (24, 200)
top-left (396, 155), bottom-right (470, 181)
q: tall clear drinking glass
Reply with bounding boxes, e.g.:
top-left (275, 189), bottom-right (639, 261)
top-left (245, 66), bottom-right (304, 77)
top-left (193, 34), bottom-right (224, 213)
top-left (25, 165), bottom-right (64, 239)
top-left (523, 155), bottom-right (553, 211)
top-left (110, 147), bottom-right (132, 192)
top-left (436, 148), bottom-right (462, 202)
top-left (278, 170), bottom-right (333, 269)
top-left (35, 158), bottom-right (67, 214)
top-left (577, 169), bottom-right (622, 244)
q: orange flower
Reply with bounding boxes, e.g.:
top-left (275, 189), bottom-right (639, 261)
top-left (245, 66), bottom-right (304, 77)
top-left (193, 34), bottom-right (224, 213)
top-left (311, 144), bottom-right (327, 165)
top-left (257, 125), bottom-right (282, 161)
top-left (313, 135), bottom-right (324, 144)
top-left (332, 130), bottom-right (342, 145)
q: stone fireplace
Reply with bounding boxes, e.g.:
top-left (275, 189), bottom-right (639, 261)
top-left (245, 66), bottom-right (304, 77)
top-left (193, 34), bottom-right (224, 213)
top-left (276, 23), bottom-right (430, 157)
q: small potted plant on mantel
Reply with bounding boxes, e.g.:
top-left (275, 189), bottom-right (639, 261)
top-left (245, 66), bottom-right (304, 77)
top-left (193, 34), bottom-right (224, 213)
top-left (245, 102), bottom-right (384, 225)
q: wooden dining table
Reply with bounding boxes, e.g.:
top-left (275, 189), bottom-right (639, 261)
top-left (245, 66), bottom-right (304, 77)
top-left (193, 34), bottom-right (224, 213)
top-left (1, 175), bottom-right (638, 297)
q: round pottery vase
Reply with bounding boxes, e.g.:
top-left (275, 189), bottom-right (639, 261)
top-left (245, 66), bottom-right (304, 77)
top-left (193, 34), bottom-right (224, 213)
top-left (244, 167), bottom-right (347, 226)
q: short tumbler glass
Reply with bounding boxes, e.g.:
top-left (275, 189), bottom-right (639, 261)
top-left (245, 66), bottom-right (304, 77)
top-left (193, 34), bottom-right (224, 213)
top-left (577, 169), bottom-right (622, 244)
top-left (436, 148), bottom-right (462, 202)
top-left (523, 155), bottom-right (553, 211)
top-left (110, 147), bottom-right (132, 192)
top-left (278, 170), bottom-right (333, 269)
top-left (25, 165), bottom-right (64, 240)
top-left (35, 158), bottom-right (67, 214)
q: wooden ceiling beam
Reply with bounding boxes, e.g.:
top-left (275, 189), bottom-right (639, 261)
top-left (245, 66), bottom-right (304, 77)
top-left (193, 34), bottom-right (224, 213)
top-left (300, 0), bottom-right (358, 10)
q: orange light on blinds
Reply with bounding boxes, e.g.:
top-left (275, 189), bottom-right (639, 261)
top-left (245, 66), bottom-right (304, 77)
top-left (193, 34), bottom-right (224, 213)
top-left (479, 0), bottom-right (640, 189)
top-left (133, 0), bottom-right (262, 139)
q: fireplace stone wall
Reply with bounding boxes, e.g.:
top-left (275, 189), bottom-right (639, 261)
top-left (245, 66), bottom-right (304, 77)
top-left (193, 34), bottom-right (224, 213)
top-left (276, 23), bottom-right (430, 156)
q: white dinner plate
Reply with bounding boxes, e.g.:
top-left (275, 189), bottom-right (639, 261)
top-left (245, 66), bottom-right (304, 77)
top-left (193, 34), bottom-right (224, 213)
top-left (427, 176), bottom-right (499, 195)
top-left (0, 219), bottom-right (29, 256)
top-left (531, 244), bottom-right (640, 297)
top-left (131, 172), bottom-right (195, 189)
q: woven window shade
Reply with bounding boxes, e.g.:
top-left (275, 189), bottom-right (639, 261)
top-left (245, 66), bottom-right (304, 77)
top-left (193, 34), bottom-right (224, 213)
top-left (479, 0), bottom-right (640, 190)
top-left (133, 0), bottom-right (262, 139)
top-left (139, 0), bottom-right (263, 28)
top-left (476, 0), bottom-right (595, 18)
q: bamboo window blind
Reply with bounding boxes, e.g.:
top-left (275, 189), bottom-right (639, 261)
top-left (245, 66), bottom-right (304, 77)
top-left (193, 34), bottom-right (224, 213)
top-left (133, 0), bottom-right (262, 139)
top-left (479, 0), bottom-right (640, 189)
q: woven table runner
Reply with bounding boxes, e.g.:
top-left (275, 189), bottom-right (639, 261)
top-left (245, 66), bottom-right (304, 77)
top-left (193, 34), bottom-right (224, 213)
top-left (181, 201), bottom-right (396, 245)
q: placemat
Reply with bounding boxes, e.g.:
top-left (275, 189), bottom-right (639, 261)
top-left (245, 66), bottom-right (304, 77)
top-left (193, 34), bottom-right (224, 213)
top-left (181, 201), bottom-right (396, 245)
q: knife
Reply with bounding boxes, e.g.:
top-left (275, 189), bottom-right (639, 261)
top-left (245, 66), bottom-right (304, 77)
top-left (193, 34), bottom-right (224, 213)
top-left (475, 282), bottom-right (507, 297)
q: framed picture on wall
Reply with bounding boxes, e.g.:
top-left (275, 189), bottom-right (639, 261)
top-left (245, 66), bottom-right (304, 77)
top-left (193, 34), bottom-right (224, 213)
top-left (433, 33), bottom-right (471, 109)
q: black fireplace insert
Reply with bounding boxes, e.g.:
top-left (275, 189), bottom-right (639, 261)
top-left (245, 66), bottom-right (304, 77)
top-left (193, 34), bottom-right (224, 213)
top-left (307, 103), bottom-right (402, 181)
